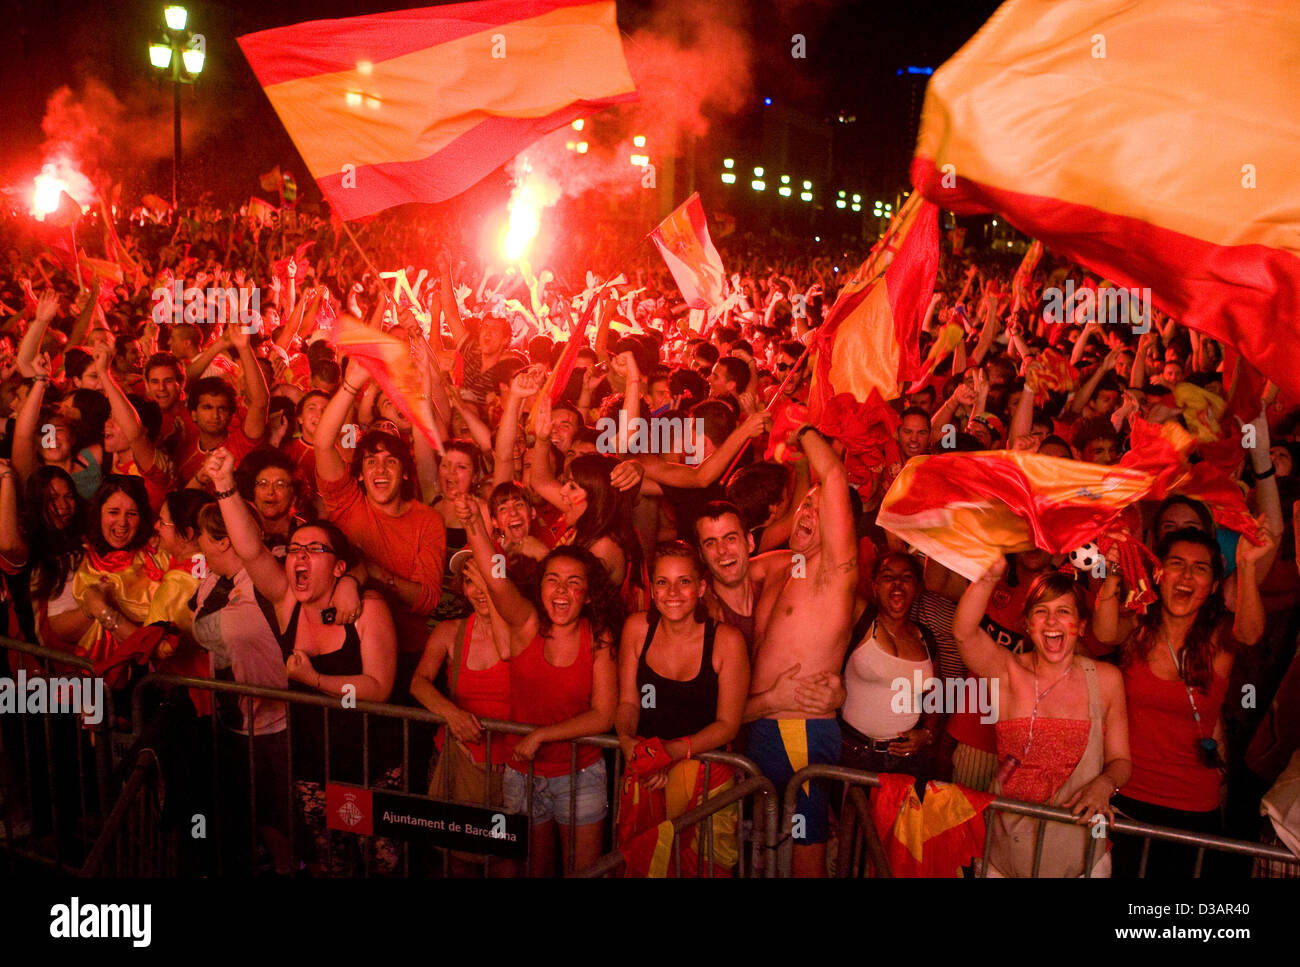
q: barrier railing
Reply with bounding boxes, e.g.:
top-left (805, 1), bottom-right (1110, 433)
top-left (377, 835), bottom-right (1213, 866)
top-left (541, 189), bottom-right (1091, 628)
top-left (78, 747), bottom-right (178, 877)
top-left (124, 672), bottom-right (769, 878)
top-left (0, 636), bottom-right (120, 874)
top-left (778, 764), bottom-right (1300, 878)
top-left (568, 774), bottom-right (779, 878)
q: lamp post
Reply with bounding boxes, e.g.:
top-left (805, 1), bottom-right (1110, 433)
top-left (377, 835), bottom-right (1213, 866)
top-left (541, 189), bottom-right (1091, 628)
top-left (149, 5), bottom-right (205, 210)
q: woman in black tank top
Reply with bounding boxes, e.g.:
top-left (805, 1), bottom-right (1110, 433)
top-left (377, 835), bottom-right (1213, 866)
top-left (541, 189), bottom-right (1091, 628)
top-left (615, 542), bottom-right (750, 787)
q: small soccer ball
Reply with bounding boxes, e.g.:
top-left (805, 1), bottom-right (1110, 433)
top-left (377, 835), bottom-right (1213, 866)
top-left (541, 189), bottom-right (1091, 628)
top-left (1069, 542), bottom-right (1100, 571)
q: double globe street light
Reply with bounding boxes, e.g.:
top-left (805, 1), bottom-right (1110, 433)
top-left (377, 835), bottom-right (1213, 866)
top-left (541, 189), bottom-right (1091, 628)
top-left (148, 5), bottom-right (205, 209)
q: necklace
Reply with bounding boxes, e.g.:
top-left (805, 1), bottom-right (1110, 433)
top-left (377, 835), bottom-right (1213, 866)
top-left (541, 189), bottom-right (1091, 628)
top-left (1023, 652), bottom-right (1074, 760)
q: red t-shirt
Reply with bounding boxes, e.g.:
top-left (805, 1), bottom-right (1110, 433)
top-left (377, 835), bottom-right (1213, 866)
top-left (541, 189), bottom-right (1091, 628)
top-left (1121, 658), bottom-right (1230, 812)
top-left (507, 621), bottom-right (602, 778)
top-left (176, 411), bottom-right (266, 483)
top-left (318, 471), bottom-right (446, 653)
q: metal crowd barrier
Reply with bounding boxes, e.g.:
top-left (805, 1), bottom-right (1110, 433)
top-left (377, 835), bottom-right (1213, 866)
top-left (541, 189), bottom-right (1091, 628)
top-left (79, 748), bottom-right (177, 877)
top-left (105, 672), bottom-right (772, 878)
top-left (0, 636), bottom-right (120, 874)
top-left (569, 774), bottom-right (779, 878)
top-left (778, 764), bottom-right (1300, 878)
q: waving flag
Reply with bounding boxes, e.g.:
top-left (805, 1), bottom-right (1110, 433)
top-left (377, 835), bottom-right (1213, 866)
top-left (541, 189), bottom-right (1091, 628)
top-left (912, 0), bottom-right (1300, 400)
top-left (879, 420), bottom-right (1258, 581)
top-left (807, 193), bottom-right (939, 422)
top-left (329, 314), bottom-right (444, 453)
top-left (238, 0), bottom-right (637, 220)
top-left (649, 193), bottom-right (727, 311)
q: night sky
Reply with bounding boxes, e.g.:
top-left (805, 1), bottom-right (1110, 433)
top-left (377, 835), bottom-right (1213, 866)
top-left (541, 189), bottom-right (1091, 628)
top-left (0, 0), bottom-right (1000, 209)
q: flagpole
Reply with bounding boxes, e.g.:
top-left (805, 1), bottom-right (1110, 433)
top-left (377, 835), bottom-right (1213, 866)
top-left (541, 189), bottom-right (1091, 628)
top-left (719, 345), bottom-right (813, 486)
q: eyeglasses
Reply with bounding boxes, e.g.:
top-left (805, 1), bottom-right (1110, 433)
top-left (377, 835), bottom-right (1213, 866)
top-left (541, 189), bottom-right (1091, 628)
top-left (775, 362), bottom-right (791, 372)
top-left (255, 479), bottom-right (292, 491)
top-left (286, 542), bottom-right (335, 556)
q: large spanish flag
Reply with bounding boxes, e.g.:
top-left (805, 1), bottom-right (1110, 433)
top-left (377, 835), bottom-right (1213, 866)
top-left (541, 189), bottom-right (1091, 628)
top-left (912, 0), bottom-right (1300, 400)
top-left (806, 192), bottom-right (939, 420)
top-left (238, 1), bottom-right (637, 220)
top-left (878, 420), bottom-right (1258, 581)
top-left (648, 193), bottom-right (727, 311)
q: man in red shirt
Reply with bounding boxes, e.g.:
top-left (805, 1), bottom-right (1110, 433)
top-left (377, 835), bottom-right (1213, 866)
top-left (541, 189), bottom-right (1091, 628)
top-left (175, 326), bottom-right (270, 484)
top-left (314, 371), bottom-right (446, 668)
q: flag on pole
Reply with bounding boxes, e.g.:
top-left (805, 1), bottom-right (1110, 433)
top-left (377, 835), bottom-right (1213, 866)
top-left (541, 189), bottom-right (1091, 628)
top-left (648, 193), bottom-right (728, 311)
top-left (912, 0), bottom-right (1300, 400)
top-left (259, 167), bottom-right (283, 194)
top-left (247, 196), bottom-right (278, 227)
top-left (238, 0), bottom-right (637, 220)
top-left (281, 171), bottom-right (298, 205)
top-left (806, 192), bottom-right (939, 422)
top-left (328, 314), bottom-right (444, 453)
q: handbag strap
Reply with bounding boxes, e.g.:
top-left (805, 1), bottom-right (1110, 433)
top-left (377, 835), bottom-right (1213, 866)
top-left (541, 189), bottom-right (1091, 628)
top-left (448, 614), bottom-right (471, 698)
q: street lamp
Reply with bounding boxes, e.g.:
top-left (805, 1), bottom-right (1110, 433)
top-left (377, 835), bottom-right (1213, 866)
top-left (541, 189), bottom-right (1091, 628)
top-left (148, 5), bottom-right (204, 209)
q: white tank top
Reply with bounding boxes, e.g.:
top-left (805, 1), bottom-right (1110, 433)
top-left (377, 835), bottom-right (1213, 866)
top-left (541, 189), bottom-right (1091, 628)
top-left (842, 621), bottom-right (933, 740)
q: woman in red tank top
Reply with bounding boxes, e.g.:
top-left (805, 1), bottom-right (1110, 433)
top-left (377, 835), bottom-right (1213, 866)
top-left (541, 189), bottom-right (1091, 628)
top-left (1093, 524), bottom-right (1275, 876)
top-left (454, 495), bottom-right (621, 878)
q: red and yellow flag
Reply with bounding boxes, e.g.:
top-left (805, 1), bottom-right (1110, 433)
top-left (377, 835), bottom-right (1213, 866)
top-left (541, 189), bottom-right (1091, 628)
top-left (648, 193), bottom-right (727, 311)
top-left (806, 193), bottom-right (939, 421)
top-left (328, 314), bottom-right (444, 453)
top-left (879, 419), bottom-right (1259, 582)
top-left (912, 0), bottom-right (1300, 400)
top-left (238, 1), bottom-right (637, 220)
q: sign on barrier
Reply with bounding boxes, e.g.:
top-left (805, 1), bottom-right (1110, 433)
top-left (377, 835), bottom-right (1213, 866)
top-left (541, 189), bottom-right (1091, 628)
top-left (325, 783), bottom-right (528, 859)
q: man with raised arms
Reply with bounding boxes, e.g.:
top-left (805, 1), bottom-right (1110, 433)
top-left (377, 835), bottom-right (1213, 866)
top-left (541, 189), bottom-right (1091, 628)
top-left (743, 426), bottom-right (857, 877)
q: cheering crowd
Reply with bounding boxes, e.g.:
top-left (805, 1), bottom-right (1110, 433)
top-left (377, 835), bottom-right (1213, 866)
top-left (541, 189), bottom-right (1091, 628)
top-left (0, 200), bottom-right (1297, 878)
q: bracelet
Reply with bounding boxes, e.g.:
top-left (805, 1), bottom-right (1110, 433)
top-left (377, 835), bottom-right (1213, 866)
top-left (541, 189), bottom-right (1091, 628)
top-left (33, 375), bottom-right (50, 383)
top-left (213, 486), bottom-right (238, 500)
top-left (342, 382), bottom-right (362, 395)
top-left (1254, 466), bottom-right (1275, 480)
top-left (683, 737), bottom-right (692, 760)
top-left (99, 609), bottom-right (119, 633)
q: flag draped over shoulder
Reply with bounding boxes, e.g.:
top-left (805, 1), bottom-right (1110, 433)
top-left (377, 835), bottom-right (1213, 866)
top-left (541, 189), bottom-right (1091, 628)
top-left (238, 0), bottom-right (637, 220)
top-left (328, 314), bottom-right (443, 453)
top-left (806, 193), bottom-right (939, 422)
top-left (911, 0), bottom-right (1300, 400)
top-left (648, 193), bottom-right (727, 311)
top-left (878, 419), bottom-right (1258, 582)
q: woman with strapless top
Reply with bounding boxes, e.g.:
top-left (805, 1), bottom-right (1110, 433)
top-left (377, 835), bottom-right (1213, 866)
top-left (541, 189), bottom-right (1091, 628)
top-left (954, 555), bottom-right (1131, 878)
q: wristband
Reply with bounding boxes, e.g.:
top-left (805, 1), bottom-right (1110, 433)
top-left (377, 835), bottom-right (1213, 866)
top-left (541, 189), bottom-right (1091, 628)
top-left (342, 382), bottom-right (362, 395)
top-left (1254, 466), bottom-right (1275, 480)
top-left (213, 486), bottom-right (238, 500)
top-left (683, 737), bottom-right (692, 761)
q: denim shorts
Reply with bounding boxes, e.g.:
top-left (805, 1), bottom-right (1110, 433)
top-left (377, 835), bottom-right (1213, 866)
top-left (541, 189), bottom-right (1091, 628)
top-left (504, 759), bottom-right (608, 826)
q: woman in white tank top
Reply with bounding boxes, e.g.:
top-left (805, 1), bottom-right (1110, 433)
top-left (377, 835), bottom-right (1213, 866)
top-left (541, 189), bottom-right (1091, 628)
top-left (839, 552), bottom-right (939, 783)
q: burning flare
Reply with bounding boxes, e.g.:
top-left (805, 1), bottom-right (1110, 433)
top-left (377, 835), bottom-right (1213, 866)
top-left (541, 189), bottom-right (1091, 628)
top-left (502, 159), bottom-right (559, 263)
top-left (32, 166), bottom-right (68, 220)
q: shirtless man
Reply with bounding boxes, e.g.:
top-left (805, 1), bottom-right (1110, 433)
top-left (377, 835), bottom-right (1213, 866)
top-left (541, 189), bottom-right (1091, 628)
top-left (743, 427), bottom-right (858, 877)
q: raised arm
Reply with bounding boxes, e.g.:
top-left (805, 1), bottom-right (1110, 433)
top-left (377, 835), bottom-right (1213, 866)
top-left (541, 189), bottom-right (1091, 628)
top-left (93, 343), bottom-right (155, 471)
top-left (952, 555), bottom-right (1013, 679)
top-left (315, 370), bottom-right (368, 484)
top-left (455, 493), bottom-right (537, 638)
top-left (207, 448), bottom-right (288, 600)
top-left (16, 290), bottom-right (59, 377)
top-left (229, 325), bottom-right (269, 440)
top-left (1232, 518), bottom-right (1275, 647)
top-left (641, 410), bottom-right (772, 489)
top-left (13, 354), bottom-right (52, 481)
top-left (800, 427), bottom-right (857, 576)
